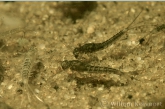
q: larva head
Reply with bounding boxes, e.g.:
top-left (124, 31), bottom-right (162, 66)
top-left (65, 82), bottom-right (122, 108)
top-left (73, 47), bottom-right (80, 58)
top-left (61, 60), bottom-right (70, 70)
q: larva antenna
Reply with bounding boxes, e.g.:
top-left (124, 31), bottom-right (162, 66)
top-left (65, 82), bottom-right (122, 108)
top-left (125, 9), bottom-right (143, 30)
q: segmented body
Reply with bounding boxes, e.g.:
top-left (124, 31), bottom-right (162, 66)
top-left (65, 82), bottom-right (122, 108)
top-left (21, 57), bottom-right (32, 84)
top-left (21, 47), bottom-right (36, 84)
top-left (61, 60), bottom-right (123, 75)
top-left (73, 10), bottom-right (143, 58)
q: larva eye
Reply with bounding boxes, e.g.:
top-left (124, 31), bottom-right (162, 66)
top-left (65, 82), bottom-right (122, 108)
top-left (73, 48), bottom-right (79, 58)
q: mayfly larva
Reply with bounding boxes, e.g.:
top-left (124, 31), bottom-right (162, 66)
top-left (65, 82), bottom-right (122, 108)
top-left (61, 60), bottom-right (123, 75)
top-left (73, 10), bottom-right (143, 58)
top-left (21, 47), bottom-right (44, 105)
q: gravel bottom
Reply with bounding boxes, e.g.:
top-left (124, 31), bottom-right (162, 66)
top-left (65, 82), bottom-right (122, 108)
top-left (0, 2), bottom-right (165, 109)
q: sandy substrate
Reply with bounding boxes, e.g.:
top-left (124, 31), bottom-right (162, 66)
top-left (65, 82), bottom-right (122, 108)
top-left (0, 2), bottom-right (165, 109)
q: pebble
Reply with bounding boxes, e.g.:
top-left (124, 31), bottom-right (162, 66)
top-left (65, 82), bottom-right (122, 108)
top-left (87, 25), bottom-right (95, 34)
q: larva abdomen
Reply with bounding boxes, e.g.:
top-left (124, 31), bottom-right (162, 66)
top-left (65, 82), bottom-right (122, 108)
top-left (23, 59), bottom-right (31, 69)
top-left (21, 58), bottom-right (32, 84)
top-left (61, 60), bottom-right (123, 75)
top-left (21, 49), bottom-right (35, 84)
top-left (86, 65), bottom-right (123, 75)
